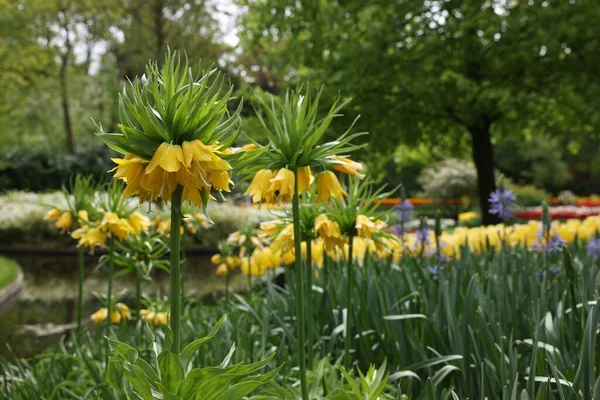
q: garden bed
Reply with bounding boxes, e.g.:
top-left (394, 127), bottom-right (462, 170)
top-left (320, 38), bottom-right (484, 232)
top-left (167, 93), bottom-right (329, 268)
top-left (0, 191), bottom-right (274, 248)
top-left (515, 205), bottom-right (600, 219)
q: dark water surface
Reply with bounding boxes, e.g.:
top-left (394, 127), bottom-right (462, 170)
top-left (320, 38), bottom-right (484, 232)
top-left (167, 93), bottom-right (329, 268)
top-left (0, 253), bottom-right (239, 359)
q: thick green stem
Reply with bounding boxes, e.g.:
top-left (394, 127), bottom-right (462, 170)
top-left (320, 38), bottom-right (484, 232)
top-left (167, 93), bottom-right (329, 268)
top-left (225, 269), bottom-right (230, 301)
top-left (136, 266), bottom-right (142, 317)
top-left (77, 247), bottom-right (84, 333)
top-left (247, 253), bottom-right (254, 363)
top-left (181, 239), bottom-right (186, 301)
top-left (305, 239), bottom-right (314, 366)
top-left (170, 185), bottom-right (183, 353)
top-left (136, 264), bottom-right (142, 346)
top-left (345, 235), bottom-right (354, 369)
top-left (292, 171), bottom-right (309, 400)
top-left (105, 237), bottom-right (114, 369)
top-left (247, 254), bottom-right (252, 294)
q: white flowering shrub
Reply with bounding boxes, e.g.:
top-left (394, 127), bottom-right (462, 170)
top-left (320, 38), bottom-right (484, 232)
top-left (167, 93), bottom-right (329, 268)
top-left (0, 191), bottom-right (68, 246)
top-left (0, 191), bottom-right (274, 248)
top-left (417, 158), bottom-right (478, 201)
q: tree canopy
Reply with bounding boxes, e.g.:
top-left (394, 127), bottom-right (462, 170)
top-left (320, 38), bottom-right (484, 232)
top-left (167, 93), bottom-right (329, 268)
top-left (1, 0), bottom-right (600, 220)
top-left (238, 0), bottom-right (600, 222)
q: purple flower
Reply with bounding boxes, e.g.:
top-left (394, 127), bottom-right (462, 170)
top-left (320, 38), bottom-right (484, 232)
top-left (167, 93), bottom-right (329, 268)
top-left (489, 188), bottom-right (516, 219)
top-left (427, 265), bottom-right (440, 276)
top-left (537, 267), bottom-right (560, 280)
top-left (587, 238), bottom-right (600, 258)
top-left (395, 200), bottom-right (413, 223)
top-left (426, 241), bottom-right (452, 262)
top-left (415, 226), bottom-right (430, 248)
top-left (533, 229), bottom-right (565, 254)
top-left (395, 226), bottom-right (406, 237)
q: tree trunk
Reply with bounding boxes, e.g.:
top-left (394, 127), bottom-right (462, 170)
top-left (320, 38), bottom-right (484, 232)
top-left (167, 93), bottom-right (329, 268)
top-left (59, 56), bottom-right (75, 154)
top-left (469, 120), bottom-right (501, 225)
top-left (59, 9), bottom-right (75, 154)
top-left (154, 0), bottom-right (165, 61)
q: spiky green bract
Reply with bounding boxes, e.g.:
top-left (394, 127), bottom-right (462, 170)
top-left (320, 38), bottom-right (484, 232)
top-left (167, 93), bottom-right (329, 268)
top-left (97, 180), bottom-right (138, 217)
top-left (271, 192), bottom-right (322, 241)
top-left (95, 50), bottom-right (242, 158)
top-left (237, 86), bottom-right (367, 180)
top-left (54, 174), bottom-right (101, 221)
top-left (325, 177), bottom-right (397, 243)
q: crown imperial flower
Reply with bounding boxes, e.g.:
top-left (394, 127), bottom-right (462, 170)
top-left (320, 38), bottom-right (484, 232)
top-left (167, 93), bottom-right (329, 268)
top-left (96, 51), bottom-right (242, 209)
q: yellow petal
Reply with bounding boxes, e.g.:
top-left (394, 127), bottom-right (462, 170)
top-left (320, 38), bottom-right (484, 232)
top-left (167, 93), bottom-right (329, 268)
top-left (316, 171), bottom-right (347, 203)
top-left (209, 171), bottom-right (232, 192)
top-left (297, 166), bottom-right (314, 194)
top-left (245, 170), bottom-right (275, 203)
top-left (45, 208), bottom-right (61, 220)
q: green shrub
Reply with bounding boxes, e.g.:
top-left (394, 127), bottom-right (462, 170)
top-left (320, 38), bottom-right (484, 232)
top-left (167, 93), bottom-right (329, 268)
top-left (496, 135), bottom-right (571, 191)
top-left (418, 158), bottom-right (478, 202)
top-left (0, 144), bottom-right (113, 192)
top-left (0, 191), bottom-right (68, 246)
top-left (505, 181), bottom-right (549, 207)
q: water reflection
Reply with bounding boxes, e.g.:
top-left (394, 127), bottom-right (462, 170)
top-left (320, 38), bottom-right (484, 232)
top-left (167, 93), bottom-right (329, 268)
top-left (0, 253), bottom-right (241, 359)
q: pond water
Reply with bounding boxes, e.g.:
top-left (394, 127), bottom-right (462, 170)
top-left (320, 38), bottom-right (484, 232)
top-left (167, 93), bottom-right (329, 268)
top-left (0, 253), bottom-right (244, 360)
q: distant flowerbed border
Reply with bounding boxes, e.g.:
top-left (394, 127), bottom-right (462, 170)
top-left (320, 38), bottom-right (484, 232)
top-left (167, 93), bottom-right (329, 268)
top-left (374, 197), bottom-right (465, 206)
top-left (550, 196), bottom-right (600, 207)
top-left (515, 205), bottom-right (600, 220)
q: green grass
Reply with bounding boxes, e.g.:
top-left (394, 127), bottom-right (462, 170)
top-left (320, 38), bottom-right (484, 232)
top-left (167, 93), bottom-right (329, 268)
top-left (2, 244), bottom-right (600, 398)
top-left (0, 256), bottom-right (20, 291)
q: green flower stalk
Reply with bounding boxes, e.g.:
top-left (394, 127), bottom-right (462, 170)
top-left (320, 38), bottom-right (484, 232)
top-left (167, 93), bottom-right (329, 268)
top-left (106, 236), bottom-right (115, 360)
top-left (95, 50), bottom-right (257, 354)
top-left (305, 237), bottom-right (314, 365)
top-left (321, 177), bottom-right (397, 369)
top-left (77, 247), bottom-right (84, 332)
top-left (45, 174), bottom-right (99, 334)
top-left (265, 194), bottom-right (322, 365)
top-left (169, 185), bottom-right (183, 351)
top-left (241, 86), bottom-right (366, 400)
top-left (345, 235), bottom-right (355, 369)
top-left (113, 231), bottom-right (169, 344)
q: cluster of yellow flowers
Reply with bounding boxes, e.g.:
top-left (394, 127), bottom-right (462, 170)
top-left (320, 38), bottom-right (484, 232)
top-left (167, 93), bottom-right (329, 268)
top-left (433, 217), bottom-right (600, 258)
top-left (47, 205), bottom-right (152, 250)
top-left (139, 309), bottom-right (170, 326)
top-left (71, 211), bottom-right (151, 250)
top-left (184, 213), bottom-right (211, 234)
top-left (153, 213), bottom-right (211, 236)
top-left (213, 215), bottom-right (600, 275)
top-left (244, 156), bottom-right (362, 204)
top-left (458, 211), bottom-right (478, 223)
top-left (212, 213), bottom-right (390, 277)
top-left (90, 303), bottom-right (132, 324)
top-left (111, 141), bottom-right (235, 206)
top-left (211, 253), bottom-right (242, 276)
top-left (44, 208), bottom-right (79, 232)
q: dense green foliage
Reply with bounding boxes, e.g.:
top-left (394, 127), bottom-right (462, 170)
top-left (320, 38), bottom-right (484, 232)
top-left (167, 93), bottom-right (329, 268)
top-left (2, 0), bottom-right (599, 202)
top-left (0, 144), bottom-right (113, 192)
top-left (0, 0), bottom-right (229, 151)
top-left (2, 243), bottom-right (600, 398)
top-left (239, 0), bottom-right (600, 222)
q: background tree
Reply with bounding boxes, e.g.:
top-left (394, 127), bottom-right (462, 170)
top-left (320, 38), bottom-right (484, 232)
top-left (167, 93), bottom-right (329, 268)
top-left (238, 0), bottom-right (600, 224)
top-left (0, 0), bottom-right (228, 151)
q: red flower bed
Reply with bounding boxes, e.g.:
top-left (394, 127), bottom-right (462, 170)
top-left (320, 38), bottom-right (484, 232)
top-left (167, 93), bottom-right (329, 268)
top-left (515, 206), bottom-right (600, 220)
top-left (549, 197), bottom-right (600, 207)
